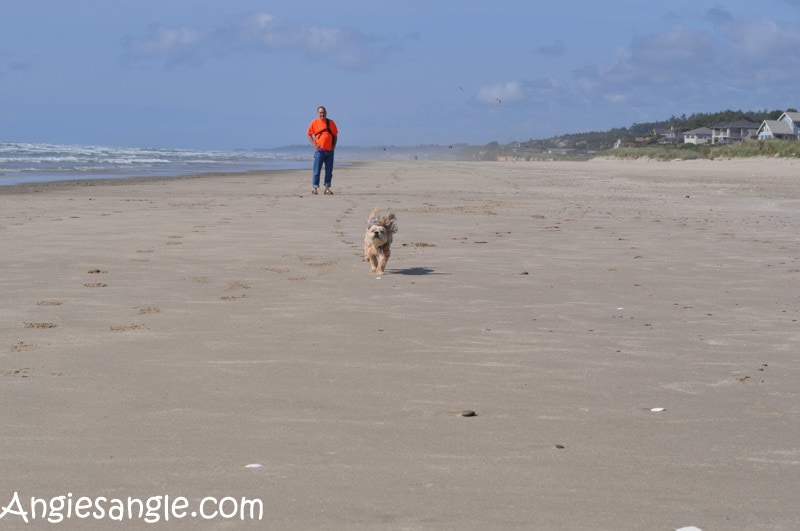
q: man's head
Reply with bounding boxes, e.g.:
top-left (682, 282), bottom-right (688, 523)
top-left (317, 106), bottom-right (327, 118)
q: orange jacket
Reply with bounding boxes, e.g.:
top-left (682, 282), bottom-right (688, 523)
top-left (307, 118), bottom-right (339, 151)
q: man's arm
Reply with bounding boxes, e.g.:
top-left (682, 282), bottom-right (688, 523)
top-left (330, 120), bottom-right (338, 149)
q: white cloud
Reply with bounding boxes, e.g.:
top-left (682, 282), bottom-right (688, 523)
top-left (125, 25), bottom-right (211, 65)
top-left (712, 15), bottom-right (800, 66)
top-left (476, 81), bottom-right (525, 104)
top-left (628, 25), bottom-right (716, 68)
top-left (124, 12), bottom-right (401, 71)
top-left (604, 93), bottom-right (627, 104)
top-left (523, 77), bottom-right (563, 98)
top-left (535, 11), bottom-right (776, 128)
top-left (570, 6), bottom-right (800, 112)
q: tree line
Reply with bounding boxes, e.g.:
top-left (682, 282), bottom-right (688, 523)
top-left (504, 108), bottom-right (798, 153)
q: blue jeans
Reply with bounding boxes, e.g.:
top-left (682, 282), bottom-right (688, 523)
top-left (312, 150), bottom-right (334, 188)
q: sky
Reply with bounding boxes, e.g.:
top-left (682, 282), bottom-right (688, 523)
top-left (2, 0), bottom-right (800, 150)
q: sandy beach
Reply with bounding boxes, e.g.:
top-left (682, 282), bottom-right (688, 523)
top-left (1, 158), bottom-right (799, 529)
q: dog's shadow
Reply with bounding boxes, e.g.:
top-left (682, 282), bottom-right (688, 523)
top-left (390, 267), bottom-right (446, 276)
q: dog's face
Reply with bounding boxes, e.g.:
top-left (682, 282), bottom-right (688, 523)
top-left (366, 224), bottom-right (389, 246)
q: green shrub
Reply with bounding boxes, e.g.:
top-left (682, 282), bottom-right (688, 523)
top-left (603, 139), bottom-right (800, 160)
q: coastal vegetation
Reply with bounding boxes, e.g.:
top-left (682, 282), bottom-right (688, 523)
top-left (610, 138), bottom-right (800, 161)
top-left (477, 108), bottom-right (800, 161)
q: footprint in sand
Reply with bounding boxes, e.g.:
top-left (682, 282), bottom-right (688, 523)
top-left (306, 260), bottom-right (335, 269)
top-left (109, 323), bottom-right (147, 332)
top-left (297, 255), bottom-right (336, 270)
top-left (220, 282), bottom-right (250, 301)
top-left (1, 368), bottom-right (30, 377)
top-left (736, 375), bottom-right (764, 385)
top-left (37, 300), bottom-right (63, 306)
top-left (10, 342), bottom-right (37, 352)
top-left (137, 307), bottom-right (161, 314)
top-left (24, 322), bottom-right (57, 329)
top-left (262, 267), bottom-right (289, 273)
top-left (84, 283), bottom-right (108, 288)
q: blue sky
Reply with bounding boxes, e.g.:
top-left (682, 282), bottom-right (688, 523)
top-left (2, 0), bottom-right (800, 150)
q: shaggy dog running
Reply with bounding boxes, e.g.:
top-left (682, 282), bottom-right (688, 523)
top-left (364, 207), bottom-right (398, 275)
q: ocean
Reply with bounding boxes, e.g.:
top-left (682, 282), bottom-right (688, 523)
top-left (0, 141), bottom-right (311, 186)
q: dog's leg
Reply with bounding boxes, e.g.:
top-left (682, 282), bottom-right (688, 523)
top-left (377, 246), bottom-right (389, 274)
top-left (366, 248), bottom-right (379, 272)
top-left (365, 242), bottom-right (376, 272)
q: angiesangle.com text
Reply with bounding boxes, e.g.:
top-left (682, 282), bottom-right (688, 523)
top-left (0, 491), bottom-right (263, 524)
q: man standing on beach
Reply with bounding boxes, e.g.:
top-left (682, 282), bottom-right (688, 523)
top-left (307, 106), bottom-right (338, 195)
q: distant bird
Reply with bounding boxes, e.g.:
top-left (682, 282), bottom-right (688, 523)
top-left (495, 98), bottom-right (502, 104)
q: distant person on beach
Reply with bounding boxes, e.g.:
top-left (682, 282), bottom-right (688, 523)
top-left (307, 106), bottom-right (338, 195)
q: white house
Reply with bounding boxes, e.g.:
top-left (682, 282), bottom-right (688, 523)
top-left (654, 126), bottom-right (682, 144)
top-left (756, 111), bottom-right (800, 140)
top-left (757, 120), bottom-right (795, 140)
top-left (683, 127), bottom-right (713, 145)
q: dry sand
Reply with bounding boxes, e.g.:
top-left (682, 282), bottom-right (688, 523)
top-left (1, 158), bottom-right (799, 529)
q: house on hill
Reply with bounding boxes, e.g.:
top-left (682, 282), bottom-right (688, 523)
top-left (683, 127), bottom-right (713, 145)
top-left (653, 126), bottom-right (682, 144)
top-left (756, 111), bottom-right (800, 140)
top-left (757, 120), bottom-right (796, 140)
top-left (710, 120), bottom-right (760, 144)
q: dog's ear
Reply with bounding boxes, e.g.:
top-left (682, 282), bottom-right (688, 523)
top-left (367, 207), bottom-right (381, 225)
top-left (382, 214), bottom-right (398, 234)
